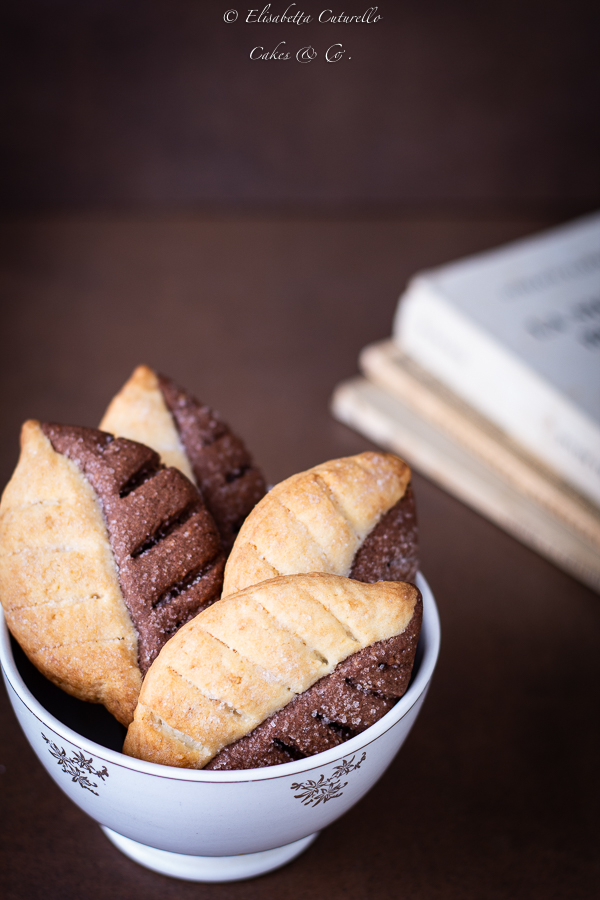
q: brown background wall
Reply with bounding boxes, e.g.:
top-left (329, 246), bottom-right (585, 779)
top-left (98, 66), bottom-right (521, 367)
top-left (2, 0), bottom-right (600, 214)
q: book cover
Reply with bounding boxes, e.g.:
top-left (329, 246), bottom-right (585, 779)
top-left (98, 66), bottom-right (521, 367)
top-left (393, 213), bottom-right (600, 505)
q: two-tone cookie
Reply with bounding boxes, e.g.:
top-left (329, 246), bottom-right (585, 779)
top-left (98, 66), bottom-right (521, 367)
top-left (123, 573), bottom-right (422, 769)
top-left (0, 421), bottom-right (225, 724)
top-left (100, 366), bottom-right (266, 551)
top-left (222, 452), bottom-right (419, 597)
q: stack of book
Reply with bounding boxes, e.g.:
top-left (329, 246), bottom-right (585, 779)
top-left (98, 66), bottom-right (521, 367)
top-left (332, 213), bottom-right (600, 593)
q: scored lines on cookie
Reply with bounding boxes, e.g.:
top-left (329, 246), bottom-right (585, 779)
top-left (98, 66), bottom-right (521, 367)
top-left (130, 502), bottom-right (198, 559)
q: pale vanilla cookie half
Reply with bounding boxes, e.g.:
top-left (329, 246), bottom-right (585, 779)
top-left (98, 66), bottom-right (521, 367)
top-left (222, 452), bottom-right (418, 597)
top-left (100, 366), bottom-right (266, 551)
top-left (0, 421), bottom-right (225, 725)
top-left (123, 572), bottom-right (422, 769)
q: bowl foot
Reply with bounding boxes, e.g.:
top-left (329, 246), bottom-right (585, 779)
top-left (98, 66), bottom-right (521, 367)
top-left (101, 826), bottom-right (319, 882)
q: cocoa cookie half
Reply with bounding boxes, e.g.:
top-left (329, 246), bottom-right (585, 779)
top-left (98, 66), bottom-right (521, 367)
top-left (0, 421), bottom-right (225, 725)
top-left (100, 366), bottom-right (266, 551)
top-left (222, 452), bottom-right (418, 597)
top-left (123, 573), bottom-right (421, 769)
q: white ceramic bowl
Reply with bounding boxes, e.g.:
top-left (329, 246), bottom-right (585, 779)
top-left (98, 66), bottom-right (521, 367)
top-left (0, 573), bottom-right (440, 882)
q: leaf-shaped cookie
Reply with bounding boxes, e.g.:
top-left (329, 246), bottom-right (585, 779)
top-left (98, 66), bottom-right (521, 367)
top-left (123, 573), bottom-right (421, 769)
top-left (100, 366), bottom-right (266, 551)
top-left (222, 452), bottom-right (419, 596)
top-left (0, 421), bottom-right (225, 724)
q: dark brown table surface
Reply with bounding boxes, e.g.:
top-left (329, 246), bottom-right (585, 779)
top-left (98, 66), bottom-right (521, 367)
top-left (1, 215), bottom-right (598, 900)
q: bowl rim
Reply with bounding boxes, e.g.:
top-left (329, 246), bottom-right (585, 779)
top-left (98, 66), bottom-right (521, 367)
top-left (0, 572), bottom-right (440, 784)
